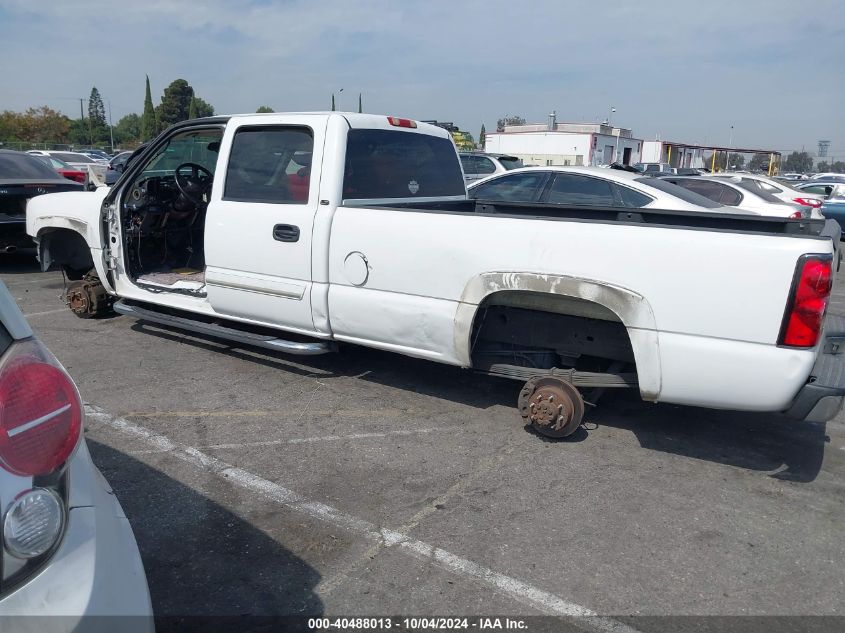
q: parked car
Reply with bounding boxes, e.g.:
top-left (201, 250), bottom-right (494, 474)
top-left (76, 149), bottom-right (111, 162)
top-left (710, 173), bottom-right (825, 218)
top-left (810, 173), bottom-right (845, 182)
top-left (795, 181), bottom-right (845, 200)
top-left (659, 175), bottom-right (809, 218)
top-left (105, 151), bottom-right (134, 186)
top-left (0, 150), bottom-right (83, 254)
top-left (821, 198), bottom-right (845, 234)
top-left (27, 151), bottom-right (107, 189)
top-left (459, 151), bottom-right (523, 183)
top-left (632, 162), bottom-right (675, 174)
top-left (466, 165), bottom-right (746, 213)
top-left (33, 155), bottom-right (87, 185)
top-left (0, 281), bottom-right (153, 629)
top-left (26, 112), bottom-right (845, 440)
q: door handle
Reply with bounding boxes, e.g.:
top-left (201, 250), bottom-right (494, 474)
top-left (273, 224), bottom-right (300, 242)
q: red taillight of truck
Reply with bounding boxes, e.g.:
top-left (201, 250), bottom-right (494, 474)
top-left (779, 255), bottom-right (833, 348)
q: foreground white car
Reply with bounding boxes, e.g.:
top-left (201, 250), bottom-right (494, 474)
top-left (0, 282), bottom-right (152, 631)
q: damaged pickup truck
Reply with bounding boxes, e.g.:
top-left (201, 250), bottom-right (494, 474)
top-left (25, 112), bottom-right (845, 436)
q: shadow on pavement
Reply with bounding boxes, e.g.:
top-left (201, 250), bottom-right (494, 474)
top-left (86, 439), bottom-right (323, 629)
top-left (127, 321), bottom-right (828, 481)
top-left (586, 390), bottom-right (829, 482)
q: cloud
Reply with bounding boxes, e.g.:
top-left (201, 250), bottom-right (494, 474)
top-left (1, 0), bottom-right (843, 153)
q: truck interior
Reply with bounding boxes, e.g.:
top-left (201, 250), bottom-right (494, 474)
top-left (120, 127), bottom-right (313, 295)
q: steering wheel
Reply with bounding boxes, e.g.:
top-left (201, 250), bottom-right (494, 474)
top-left (174, 162), bottom-right (213, 206)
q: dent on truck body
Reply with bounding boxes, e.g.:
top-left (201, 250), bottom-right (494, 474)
top-left (454, 272), bottom-right (662, 400)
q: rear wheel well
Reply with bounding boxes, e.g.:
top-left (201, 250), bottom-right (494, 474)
top-left (37, 229), bottom-right (94, 279)
top-left (469, 291), bottom-right (636, 373)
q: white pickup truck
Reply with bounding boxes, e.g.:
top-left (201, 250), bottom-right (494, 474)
top-left (26, 112), bottom-right (845, 436)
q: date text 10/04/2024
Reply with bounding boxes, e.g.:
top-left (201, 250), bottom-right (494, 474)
top-left (307, 618), bottom-right (529, 630)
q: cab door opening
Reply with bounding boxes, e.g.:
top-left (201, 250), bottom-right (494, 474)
top-left (121, 128), bottom-right (224, 295)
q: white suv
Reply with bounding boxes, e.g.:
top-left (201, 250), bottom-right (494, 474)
top-left (459, 152), bottom-right (523, 182)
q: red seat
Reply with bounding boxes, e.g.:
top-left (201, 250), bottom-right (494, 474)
top-left (288, 169), bottom-right (310, 202)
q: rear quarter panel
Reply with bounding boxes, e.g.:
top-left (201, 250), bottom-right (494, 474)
top-left (327, 207), bottom-right (830, 410)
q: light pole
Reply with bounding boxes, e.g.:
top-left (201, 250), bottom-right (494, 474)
top-left (727, 125), bottom-right (734, 171)
top-left (107, 100), bottom-right (114, 153)
top-left (614, 107), bottom-right (621, 164)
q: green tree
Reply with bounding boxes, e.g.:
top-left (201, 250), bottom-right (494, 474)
top-left (68, 118), bottom-right (90, 145)
top-left (358, 93), bottom-right (362, 114)
top-left (156, 78), bottom-right (194, 128)
top-left (23, 107), bottom-right (72, 143)
top-left (88, 87), bottom-right (106, 127)
top-left (479, 123), bottom-right (486, 148)
top-left (784, 151), bottom-right (813, 173)
top-left (0, 111), bottom-right (22, 141)
top-left (191, 97), bottom-right (214, 118)
top-left (256, 106), bottom-right (274, 113)
top-left (114, 113), bottom-right (141, 145)
top-left (818, 161), bottom-right (830, 172)
top-left (141, 75), bottom-right (157, 141)
top-left (496, 115), bottom-right (525, 132)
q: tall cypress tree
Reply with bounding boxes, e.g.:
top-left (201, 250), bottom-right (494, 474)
top-left (140, 75), bottom-right (157, 141)
top-left (358, 93), bottom-right (362, 113)
top-left (331, 94), bottom-right (336, 111)
top-left (479, 123), bottom-right (486, 148)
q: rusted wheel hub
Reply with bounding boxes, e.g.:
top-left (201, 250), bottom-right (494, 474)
top-left (518, 376), bottom-right (585, 438)
top-left (66, 277), bottom-right (113, 319)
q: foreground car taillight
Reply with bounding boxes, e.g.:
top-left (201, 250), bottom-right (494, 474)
top-left (0, 339), bottom-right (82, 476)
top-left (794, 197), bottom-right (822, 209)
top-left (779, 255), bottom-right (833, 348)
top-left (3, 488), bottom-right (64, 558)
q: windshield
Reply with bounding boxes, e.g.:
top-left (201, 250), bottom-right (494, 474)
top-left (635, 177), bottom-right (722, 208)
top-left (343, 129), bottom-right (466, 200)
top-left (499, 156), bottom-right (523, 171)
top-left (0, 151), bottom-right (64, 179)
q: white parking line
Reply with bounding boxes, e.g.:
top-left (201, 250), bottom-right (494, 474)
top-left (23, 307), bottom-right (68, 318)
top-left (84, 404), bottom-right (638, 632)
top-left (206, 427), bottom-right (447, 449)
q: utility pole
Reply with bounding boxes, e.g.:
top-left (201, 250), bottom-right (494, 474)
top-left (108, 100), bottom-right (115, 152)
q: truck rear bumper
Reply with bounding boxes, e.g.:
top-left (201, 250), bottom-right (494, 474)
top-left (783, 315), bottom-right (845, 422)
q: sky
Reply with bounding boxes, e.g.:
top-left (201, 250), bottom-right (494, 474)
top-left (1, 0), bottom-right (844, 158)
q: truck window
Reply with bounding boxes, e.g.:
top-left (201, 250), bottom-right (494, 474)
top-left (343, 129), bottom-right (465, 200)
top-left (224, 126), bottom-right (314, 203)
top-left (138, 129), bottom-right (223, 180)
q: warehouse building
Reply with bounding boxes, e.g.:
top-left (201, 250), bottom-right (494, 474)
top-left (483, 112), bottom-right (643, 167)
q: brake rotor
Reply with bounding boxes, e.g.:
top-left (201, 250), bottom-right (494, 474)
top-left (518, 376), bottom-right (585, 438)
top-left (66, 278), bottom-right (113, 319)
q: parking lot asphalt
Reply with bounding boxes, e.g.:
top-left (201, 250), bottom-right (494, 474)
top-left (2, 253), bottom-right (844, 631)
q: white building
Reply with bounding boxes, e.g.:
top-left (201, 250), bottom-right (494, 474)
top-left (484, 115), bottom-right (643, 167)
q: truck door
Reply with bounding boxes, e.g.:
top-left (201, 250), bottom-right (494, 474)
top-left (204, 116), bottom-right (327, 334)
